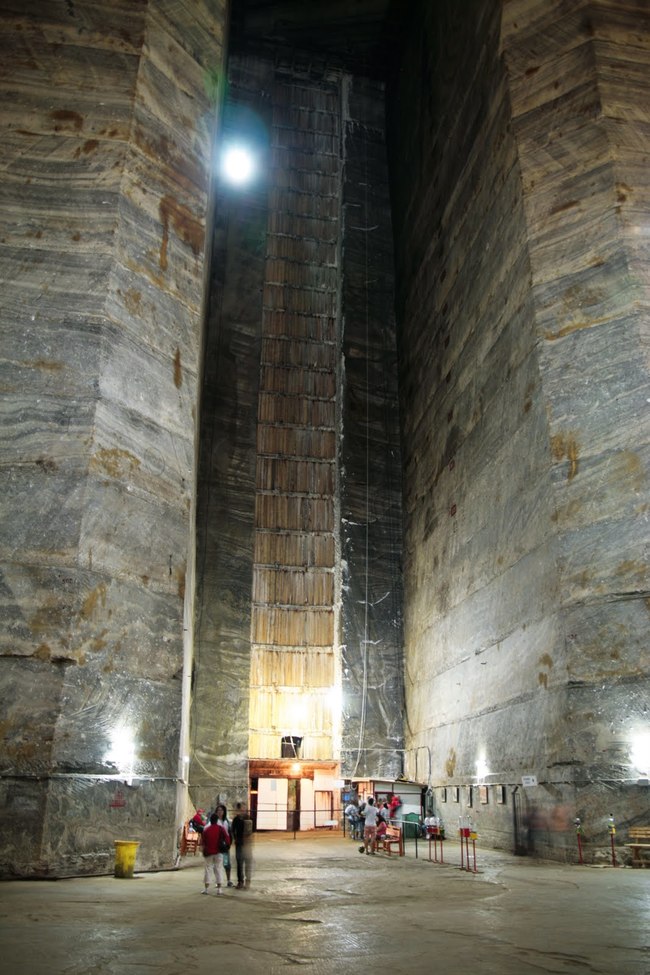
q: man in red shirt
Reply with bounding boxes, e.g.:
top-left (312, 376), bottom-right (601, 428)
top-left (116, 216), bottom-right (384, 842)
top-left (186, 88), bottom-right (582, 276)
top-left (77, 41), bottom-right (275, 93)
top-left (201, 813), bottom-right (230, 895)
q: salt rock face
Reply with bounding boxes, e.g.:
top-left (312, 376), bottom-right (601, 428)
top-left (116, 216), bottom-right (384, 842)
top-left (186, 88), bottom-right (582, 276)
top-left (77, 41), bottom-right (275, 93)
top-left (0, 0), bottom-right (227, 877)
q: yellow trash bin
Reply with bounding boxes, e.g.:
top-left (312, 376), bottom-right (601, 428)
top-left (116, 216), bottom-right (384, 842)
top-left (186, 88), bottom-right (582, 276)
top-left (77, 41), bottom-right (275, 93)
top-left (114, 840), bottom-right (140, 878)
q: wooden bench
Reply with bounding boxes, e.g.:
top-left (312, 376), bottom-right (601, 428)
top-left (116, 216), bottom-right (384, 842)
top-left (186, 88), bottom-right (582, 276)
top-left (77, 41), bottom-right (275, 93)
top-left (380, 824), bottom-right (404, 856)
top-left (625, 826), bottom-right (650, 868)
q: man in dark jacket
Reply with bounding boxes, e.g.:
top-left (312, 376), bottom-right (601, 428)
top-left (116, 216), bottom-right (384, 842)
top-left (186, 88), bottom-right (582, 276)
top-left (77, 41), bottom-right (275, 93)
top-left (231, 802), bottom-right (254, 889)
top-left (201, 813), bottom-right (230, 895)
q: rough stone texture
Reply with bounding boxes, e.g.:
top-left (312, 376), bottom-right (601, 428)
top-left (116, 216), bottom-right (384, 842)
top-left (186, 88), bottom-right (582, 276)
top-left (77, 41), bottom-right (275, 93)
top-left (3, 0), bottom-right (648, 876)
top-left (0, 0), bottom-right (227, 876)
top-left (502, 0), bottom-right (650, 840)
top-left (388, 0), bottom-right (649, 856)
top-left (191, 53), bottom-right (271, 812)
top-left (193, 55), bottom-right (404, 804)
top-left (339, 75), bottom-right (405, 779)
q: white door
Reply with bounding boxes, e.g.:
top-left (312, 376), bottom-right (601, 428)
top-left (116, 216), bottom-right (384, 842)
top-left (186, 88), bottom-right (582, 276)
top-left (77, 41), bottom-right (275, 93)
top-left (256, 778), bottom-right (288, 830)
top-left (314, 790), bottom-right (333, 826)
top-left (300, 778), bottom-right (314, 831)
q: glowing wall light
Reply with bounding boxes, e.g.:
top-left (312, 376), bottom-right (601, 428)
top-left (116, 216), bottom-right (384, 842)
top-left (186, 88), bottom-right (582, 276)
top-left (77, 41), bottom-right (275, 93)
top-left (106, 725), bottom-right (136, 783)
top-left (221, 144), bottom-right (256, 186)
top-left (476, 756), bottom-right (490, 782)
top-left (630, 732), bottom-right (650, 776)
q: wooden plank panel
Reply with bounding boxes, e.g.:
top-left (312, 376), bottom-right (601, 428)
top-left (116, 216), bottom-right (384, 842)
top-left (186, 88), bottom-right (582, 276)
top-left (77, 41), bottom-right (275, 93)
top-left (255, 495), bottom-right (333, 532)
top-left (270, 145), bottom-right (339, 175)
top-left (264, 260), bottom-right (338, 291)
top-left (258, 392), bottom-right (336, 427)
top-left (267, 210), bottom-right (338, 242)
top-left (266, 234), bottom-right (337, 264)
top-left (257, 424), bottom-right (336, 459)
top-left (249, 688), bottom-right (334, 732)
top-left (263, 283), bottom-right (337, 316)
top-left (251, 606), bottom-right (334, 646)
top-left (272, 104), bottom-right (340, 135)
top-left (262, 311), bottom-right (337, 342)
top-left (250, 647), bottom-right (336, 686)
top-left (261, 333), bottom-right (336, 368)
top-left (248, 732), bottom-right (333, 761)
top-left (252, 567), bottom-right (334, 605)
top-left (256, 457), bottom-right (334, 495)
top-left (253, 531), bottom-right (335, 568)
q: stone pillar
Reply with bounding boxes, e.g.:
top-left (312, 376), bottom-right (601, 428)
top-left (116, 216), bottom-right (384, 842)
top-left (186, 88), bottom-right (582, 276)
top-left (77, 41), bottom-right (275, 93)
top-left (502, 0), bottom-right (650, 828)
top-left (390, 0), bottom-right (649, 857)
top-left (388, 0), bottom-right (565, 842)
top-left (0, 0), bottom-right (227, 876)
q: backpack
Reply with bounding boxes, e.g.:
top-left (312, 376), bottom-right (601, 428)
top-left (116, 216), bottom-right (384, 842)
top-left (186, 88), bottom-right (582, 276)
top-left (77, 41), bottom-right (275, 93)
top-left (218, 823), bottom-right (231, 852)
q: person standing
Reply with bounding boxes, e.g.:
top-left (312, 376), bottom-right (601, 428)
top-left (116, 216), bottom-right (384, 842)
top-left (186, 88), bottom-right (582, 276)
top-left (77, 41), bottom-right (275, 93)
top-left (200, 813), bottom-right (229, 895)
top-left (215, 803), bottom-right (235, 888)
top-left (362, 796), bottom-right (378, 855)
top-left (232, 801), bottom-right (254, 888)
top-left (388, 794), bottom-right (401, 820)
top-left (345, 799), bottom-right (360, 839)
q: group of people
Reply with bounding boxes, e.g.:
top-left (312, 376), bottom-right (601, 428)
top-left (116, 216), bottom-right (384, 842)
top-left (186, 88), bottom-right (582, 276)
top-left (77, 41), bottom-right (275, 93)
top-left (345, 794), bottom-right (401, 855)
top-left (190, 802), bottom-right (254, 895)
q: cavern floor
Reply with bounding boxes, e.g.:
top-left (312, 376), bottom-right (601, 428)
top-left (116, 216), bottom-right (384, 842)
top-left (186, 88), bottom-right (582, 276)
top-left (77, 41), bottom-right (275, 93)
top-left (0, 832), bottom-right (648, 974)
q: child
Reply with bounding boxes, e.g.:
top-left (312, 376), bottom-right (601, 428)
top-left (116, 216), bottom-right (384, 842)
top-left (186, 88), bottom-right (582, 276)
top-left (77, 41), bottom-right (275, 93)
top-left (374, 814), bottom-right (388, 852)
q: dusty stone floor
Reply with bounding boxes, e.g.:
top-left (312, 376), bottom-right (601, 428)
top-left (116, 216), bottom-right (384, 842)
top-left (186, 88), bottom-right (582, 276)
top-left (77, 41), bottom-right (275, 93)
top-left (0, 832), bottom-right (648, 974)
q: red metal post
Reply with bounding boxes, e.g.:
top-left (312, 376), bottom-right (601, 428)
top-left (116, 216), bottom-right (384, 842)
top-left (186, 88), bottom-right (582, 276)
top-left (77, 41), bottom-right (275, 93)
top-left (574, 818), bottom-right (584, 865)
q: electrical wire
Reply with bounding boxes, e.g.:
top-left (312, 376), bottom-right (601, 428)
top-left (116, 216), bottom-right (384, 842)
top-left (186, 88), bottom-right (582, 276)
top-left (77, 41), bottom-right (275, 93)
top-left (351, 70), bottom-right (371, 779)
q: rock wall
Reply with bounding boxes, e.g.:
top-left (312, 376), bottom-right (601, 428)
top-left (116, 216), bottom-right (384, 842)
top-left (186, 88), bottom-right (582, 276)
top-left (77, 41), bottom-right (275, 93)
top-left (339, 75), bottom-right (404, 779)
top-left (193, 56), bottom-right (404, 803)
top-left (501, 0), bottom-right (650, 847)
top-left (191, 53), bottom-right (271, 811)
top-left (388, 0), bottom-right (649, 857)
top-left (0, 0), bottom-right (226, 876)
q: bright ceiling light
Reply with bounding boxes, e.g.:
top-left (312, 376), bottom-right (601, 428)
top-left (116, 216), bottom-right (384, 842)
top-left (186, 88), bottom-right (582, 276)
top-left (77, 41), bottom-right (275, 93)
top-left (221, 144), bottom-right (255, 185)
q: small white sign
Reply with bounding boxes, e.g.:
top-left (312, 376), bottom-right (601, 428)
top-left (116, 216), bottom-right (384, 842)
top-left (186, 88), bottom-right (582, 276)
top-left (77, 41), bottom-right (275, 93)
top-left (522, 775), bottom-right (538, 787)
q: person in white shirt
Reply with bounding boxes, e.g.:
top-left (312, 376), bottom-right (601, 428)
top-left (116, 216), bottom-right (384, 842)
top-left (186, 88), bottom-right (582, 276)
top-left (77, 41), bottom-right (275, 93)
top-left (362, 796), bottom-right (378, 855)
top-left (345, 800), bottom-right (361, 839)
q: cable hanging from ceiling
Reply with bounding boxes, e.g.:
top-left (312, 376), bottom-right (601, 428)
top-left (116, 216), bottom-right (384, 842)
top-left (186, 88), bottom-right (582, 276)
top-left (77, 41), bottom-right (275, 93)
top-left (351, 66), bottom-right (372, 781)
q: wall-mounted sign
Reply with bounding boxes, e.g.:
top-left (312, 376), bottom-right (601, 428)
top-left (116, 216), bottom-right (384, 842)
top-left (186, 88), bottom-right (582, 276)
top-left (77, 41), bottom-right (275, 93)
top-left (522, 775), bottom-right (538, 787)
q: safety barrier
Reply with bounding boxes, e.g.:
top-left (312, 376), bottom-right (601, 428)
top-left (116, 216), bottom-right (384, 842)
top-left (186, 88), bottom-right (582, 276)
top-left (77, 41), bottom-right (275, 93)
top-left (252, 804), bottom-right (483, 873)
top-left (425, 824), bottom-right (444, 864)
top-left (573, 814), bottom-right (619, 867)
top-left (458, 821), bottom-right (478, 873)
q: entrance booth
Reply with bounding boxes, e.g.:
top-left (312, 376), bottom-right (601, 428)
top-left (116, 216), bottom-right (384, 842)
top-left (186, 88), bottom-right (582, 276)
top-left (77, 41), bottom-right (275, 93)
top-left (250, 759), bottom-right (341, 831)
top-left (348, 777), bottom-right (427, 831)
